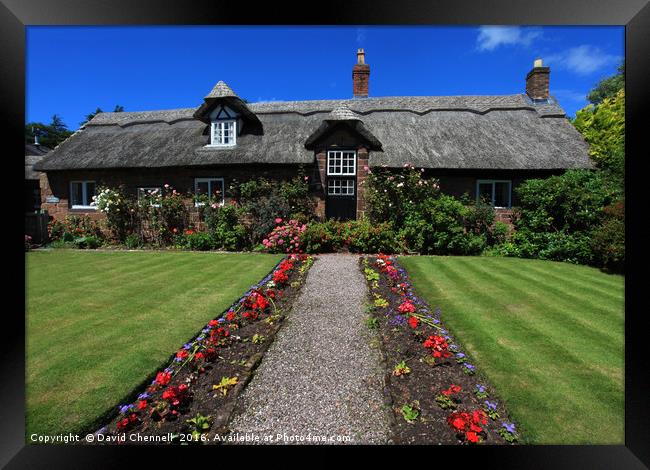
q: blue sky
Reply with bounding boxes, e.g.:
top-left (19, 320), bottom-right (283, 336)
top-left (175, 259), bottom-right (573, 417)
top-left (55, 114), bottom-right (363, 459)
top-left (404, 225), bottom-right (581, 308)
top-left (26, 26), bottom-right (623, 129)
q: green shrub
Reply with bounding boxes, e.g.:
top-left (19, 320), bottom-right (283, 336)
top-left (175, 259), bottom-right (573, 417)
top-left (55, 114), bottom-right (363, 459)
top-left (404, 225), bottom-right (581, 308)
top-left (591, 198), bottom-right (625, 273)
top-left (73, 235), bottom-right (102, 249)
top-left (300, 220), bottom-right (346, 253)
top-left (124, 234), bottom-right (142, 249)
top-left (94, 186), bottom-right (137, 242)
top-left (183, 232), bottom-right (215, 251)
top-left (491, 221), bottom-right (510, 246)
top-left (48, 215), bottom-right (104, 243)
top-left (202, 203), bottom-right (248, 251)
top-left (346, 219), bottom-right (403, 254)
top-left (399, 195), bottom-right (484, 255)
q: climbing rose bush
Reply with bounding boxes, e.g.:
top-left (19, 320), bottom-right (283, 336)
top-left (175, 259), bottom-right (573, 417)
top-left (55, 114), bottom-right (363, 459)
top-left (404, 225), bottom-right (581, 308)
top-left (262, 219), bottom-right (306, 253)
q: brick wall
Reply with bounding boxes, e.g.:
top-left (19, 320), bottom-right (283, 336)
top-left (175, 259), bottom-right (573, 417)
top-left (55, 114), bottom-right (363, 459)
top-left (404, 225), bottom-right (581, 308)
top-left (356, 147), bottom-right (369, 218)
top-left (39, 164), bottom-right (322, 222)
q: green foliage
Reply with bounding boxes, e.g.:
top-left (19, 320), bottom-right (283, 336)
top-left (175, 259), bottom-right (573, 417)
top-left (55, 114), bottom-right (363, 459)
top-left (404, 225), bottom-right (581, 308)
top-left (201, 203), bottom-right (248, 251)
top-left (401, 402), bottom-right (420, 423)
top-left (366, 316), bottom-right (379, 329)
top-left (365, 165), bottom-right (440, 228)
top-left (237, 172), bottom-right (314, 245)
top-left (124, 234), bottom-right (142, 249)
top-left (392, 361), bottom-right (411, 376)
top-left (497, 170), bottom-right (620, 266)
top-left (399, 195), bottom-right (486, 255)
top-left (587, 62), bottom-right (624, 106)
top-left (573, 89), bottom-right (625, 179)
top-left (364, 267), bottom-right (379, 282)
top-left (48, 215), bottom-right (104, 245)
top-left (299, 218), bottom-right (402, 254)
top-left (25, 114), bottom-right (74, 149)
top-left (73, 235), bottom-right (102, 249)
top-left (590, 198), bottom-right (625, 273)
top-left (186, 413), bottom-right (212, 441)
top-left (183, 232), bottom-right (215, 251)
top-left (93, 186), bottom-right (137, 242)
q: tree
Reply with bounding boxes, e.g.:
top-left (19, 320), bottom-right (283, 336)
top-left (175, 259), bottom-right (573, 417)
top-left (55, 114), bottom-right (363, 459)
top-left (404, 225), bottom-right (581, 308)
top-left (587, 61), bottom-right (624, 105)
top-left (80, 107), bottom-right (104, 126)
top-left (25, 114), bottom-right (73, 148)
top-left (573, 89), bottom-right (625, 180)
top-left (80, 105), bottom-right (125, 126)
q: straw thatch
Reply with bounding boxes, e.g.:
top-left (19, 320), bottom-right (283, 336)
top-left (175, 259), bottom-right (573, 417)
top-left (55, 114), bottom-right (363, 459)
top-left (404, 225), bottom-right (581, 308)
top-left (34, 89), bottom-right (592, 171)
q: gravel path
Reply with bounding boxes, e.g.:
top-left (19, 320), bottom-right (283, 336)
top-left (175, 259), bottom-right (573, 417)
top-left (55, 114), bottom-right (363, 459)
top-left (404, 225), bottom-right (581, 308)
top-left (227, 253), bottom-right (391, 445)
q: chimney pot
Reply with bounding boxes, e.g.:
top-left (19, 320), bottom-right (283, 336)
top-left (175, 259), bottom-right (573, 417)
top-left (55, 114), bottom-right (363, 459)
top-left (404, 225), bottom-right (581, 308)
top-left (357, 48), bottom-right (365, 64)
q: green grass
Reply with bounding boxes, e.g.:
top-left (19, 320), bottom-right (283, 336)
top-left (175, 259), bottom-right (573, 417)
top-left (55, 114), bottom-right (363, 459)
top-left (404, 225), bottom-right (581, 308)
top-left (26, 250), bottom-right (283, 437)
top-left (398, 256), bottom-right (624, 444)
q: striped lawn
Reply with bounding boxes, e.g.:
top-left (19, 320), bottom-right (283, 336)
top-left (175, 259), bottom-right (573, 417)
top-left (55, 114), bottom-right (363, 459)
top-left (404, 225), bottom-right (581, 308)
top-left (26, 250), bottom-right (283, 437)
top-left (398, 255), bottom-right (624, 444)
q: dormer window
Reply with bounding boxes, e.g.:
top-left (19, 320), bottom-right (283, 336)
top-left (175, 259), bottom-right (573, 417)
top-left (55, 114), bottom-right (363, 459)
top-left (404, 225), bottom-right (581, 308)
top-left (208, 105), bottom-right (238, 147)
top-left (211, 120), bottom-right (236, 146)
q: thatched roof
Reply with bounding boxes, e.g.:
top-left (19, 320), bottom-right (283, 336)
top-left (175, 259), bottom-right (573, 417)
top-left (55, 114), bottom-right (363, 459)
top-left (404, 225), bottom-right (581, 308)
top-left (25, 144), bottom-right (51, 179)
top-left (34, 91), bottom-right (592, 171)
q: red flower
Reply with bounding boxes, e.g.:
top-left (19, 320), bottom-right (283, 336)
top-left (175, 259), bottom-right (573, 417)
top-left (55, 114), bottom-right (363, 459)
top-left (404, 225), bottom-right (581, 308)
top-left (155, 371), bottom-right (172, 386)
top-left (225, 311), bottom-right (236, 322)
top-left (137, 400), bottom-right (147, 410)
top-left (176, 349), bottom-right (189, 360)
top-left (466, 431), bottom-right (479, 443)
top-left (398, 300), bottom-right (416, 314)
top-left (452, 417), bottom-right (466, 431)
top-left (469, 423), bottom-right (483, 433)
top-left (407, 316), bottom-right (420, 329)
top-left (208, 319), bottom-right (219, 327)
top-left (116, 418), bottom-right (130, 431)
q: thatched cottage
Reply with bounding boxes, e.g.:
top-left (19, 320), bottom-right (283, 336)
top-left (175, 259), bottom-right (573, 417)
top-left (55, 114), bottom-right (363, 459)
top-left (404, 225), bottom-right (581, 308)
top-left (34, 50), bottom-right (592, 222)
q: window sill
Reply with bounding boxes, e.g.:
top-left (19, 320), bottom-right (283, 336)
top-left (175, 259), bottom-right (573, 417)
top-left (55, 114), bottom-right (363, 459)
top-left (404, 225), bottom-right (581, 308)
top-left (70, 206), bottom-right (97, 211)
top-left (204, 144), bottom-right (236, 149)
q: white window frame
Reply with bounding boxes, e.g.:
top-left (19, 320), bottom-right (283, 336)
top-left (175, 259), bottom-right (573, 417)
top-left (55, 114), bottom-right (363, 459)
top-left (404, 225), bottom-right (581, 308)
top-left (69, 180), bottom-right (97, 210)
top-left (209, 120), bottom-right (237, 147)
top-left (194, 177), bottom-right (225, 206)
top-left (327, 178), bottom-right (355, 196)
top-left (327, 150), bottom-right (357, 176)
top-left (476, 179), bottom-right (512, 208)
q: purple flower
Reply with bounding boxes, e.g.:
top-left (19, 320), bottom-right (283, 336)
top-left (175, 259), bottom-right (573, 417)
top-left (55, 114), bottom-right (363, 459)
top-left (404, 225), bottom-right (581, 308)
top-left (476, 384), bottom-right (486, 393)
top-left (174, 357), bottom-right (183, 362)
top-left (138, 393), bottom-right (149, 400)
top-left (433, 318), bottom-right (440, 324)
top-left (201, 328), bottom-right (210, 334)
top-left (389, 314), bottom-right (406, 326)
top-left (96, 427), bottom-right (107, 435)
top-left (119, 404), bottom-right (132, 414)
top-left (183, 343), bottom-right (192, 350)
top-left (456, 353), bottom-right (465, 359)
top-left (464, 363), bottom-right (475, 370)
top-left (217, 318), bottom-right (225, 323)
top-left (485, 400), bottom-right (498, 410)
top-left (502, 422), bottom-right (516, 433)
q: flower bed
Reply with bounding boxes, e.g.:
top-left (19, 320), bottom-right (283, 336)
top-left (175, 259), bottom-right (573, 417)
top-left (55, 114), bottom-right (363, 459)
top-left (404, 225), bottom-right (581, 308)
top-left (361, 255), bottom-right (520, 445)
top-left (89, 254), bottom-right (314, 445)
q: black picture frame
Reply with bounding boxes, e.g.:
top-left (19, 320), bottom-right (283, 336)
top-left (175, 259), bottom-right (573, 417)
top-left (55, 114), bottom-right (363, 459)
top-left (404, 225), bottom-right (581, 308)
top-left (4, 0), bottom-right (648, 467)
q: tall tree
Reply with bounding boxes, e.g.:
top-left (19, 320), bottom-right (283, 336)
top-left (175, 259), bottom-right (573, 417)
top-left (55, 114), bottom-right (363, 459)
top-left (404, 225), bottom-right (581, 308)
top-left (80, 107), bottom-right (104, 126)
top-left (587, 61), bottom-right (624, 106)
top-left (25, 114), bottom-right (73, 149)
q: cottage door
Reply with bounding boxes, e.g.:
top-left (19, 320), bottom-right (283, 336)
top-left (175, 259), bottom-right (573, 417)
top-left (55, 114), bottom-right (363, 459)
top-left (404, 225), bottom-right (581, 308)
top-left (325, 150), bottom-right (357, 221)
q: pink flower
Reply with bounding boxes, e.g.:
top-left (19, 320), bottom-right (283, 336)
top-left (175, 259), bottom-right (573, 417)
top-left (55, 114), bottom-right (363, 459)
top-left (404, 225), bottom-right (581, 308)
top-left (263, 239), bottom-right (269, 245)
top-left (275, 218), bottom-right (283, 224)
top-left (278, 239), bottom-right (284, 245)
top-left (363, 166), bottom-right (369, 171)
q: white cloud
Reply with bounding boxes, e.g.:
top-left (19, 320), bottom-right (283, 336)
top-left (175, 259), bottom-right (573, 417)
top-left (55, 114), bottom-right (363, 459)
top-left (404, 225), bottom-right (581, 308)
top-left (545, 45), bottom-right (622, 75)
top-left (476, 26), bottom-right (542, 51)
top-left (356, 27), bottom-right (366, 46)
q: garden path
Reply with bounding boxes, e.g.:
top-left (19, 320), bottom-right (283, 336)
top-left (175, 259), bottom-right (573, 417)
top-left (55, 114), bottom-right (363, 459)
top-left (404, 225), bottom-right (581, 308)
top-left (228, 253), bottom-right (391, 444)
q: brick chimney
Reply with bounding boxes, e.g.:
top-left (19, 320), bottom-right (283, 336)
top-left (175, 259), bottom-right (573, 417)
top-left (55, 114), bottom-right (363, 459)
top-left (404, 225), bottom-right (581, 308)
top-left (526, 58), bottom-right (550, 101)
top-left (352, 48), bottom-right (370, 98)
